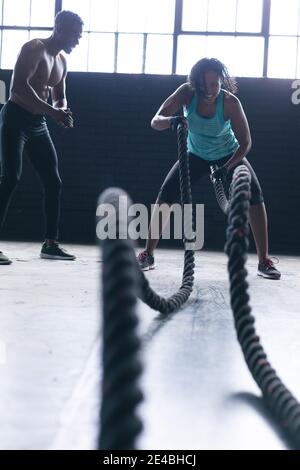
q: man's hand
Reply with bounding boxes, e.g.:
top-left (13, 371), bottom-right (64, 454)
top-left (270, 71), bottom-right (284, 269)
top-left (169, 115), bottom-right (188, 132)
top-left (51, 108), bottom-right (74, 129)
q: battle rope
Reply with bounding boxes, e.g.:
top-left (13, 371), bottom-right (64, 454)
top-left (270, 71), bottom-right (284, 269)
top-left (139, 123), bottom-right (195, 314)
top-left (98, 123), bottom-right (195, 449)
top-left (210, 164), bottom-right (230, 215)
top-left (224, 164), bottom-right (300, 448)
top-left (98, 188), bottom-right (143, 450)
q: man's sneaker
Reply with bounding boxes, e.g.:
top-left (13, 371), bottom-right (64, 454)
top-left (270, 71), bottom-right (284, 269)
top-left (40, 242), bottom-right (76, 261)
top-left (137, 250), bottom-right (155, 271)
top-left (257, 257), bottom-right (281, 280)
top-left (0, 251), bottom-right (12, 265)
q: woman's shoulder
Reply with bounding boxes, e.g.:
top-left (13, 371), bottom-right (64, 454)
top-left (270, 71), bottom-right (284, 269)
top-left (177, 82), bottom-right (195, 107)
top-left (223, 89), bottom-right (240, 106)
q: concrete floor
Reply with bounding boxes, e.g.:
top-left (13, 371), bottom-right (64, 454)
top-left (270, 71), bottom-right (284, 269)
top-left (0, 241), bottom-right (299, 450)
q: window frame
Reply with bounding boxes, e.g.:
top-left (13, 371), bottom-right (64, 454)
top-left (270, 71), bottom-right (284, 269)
top-left (0, 0), bottom-right (298, 78)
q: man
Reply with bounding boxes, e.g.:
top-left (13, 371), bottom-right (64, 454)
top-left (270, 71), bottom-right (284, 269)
top-left (137, 58), bottom-right (281, 280)
top-left (0, 10), bottom-right (83, 265)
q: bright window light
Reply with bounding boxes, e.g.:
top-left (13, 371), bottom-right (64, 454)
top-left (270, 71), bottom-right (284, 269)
top-left (29, 30), bottom-right (52, 41)
top-left (65, 32), bottom-right (89, 72)
top-left (90, 0), bottom-right (118, 32)
top-left (297, 40), bottom-right (300, 77)
top-left (0, 0), bottom-right (3, 24)
top-left (118, 0), bottom-right (147, 33)
top-left (206, 36), bottom-right (236, 73)
top-left (145, 34), bottom-right (173, 74)
top-left (145, 0), bottom-right (175, 33)
top-left (207, 0), bottom-right (237, 32)
top-left (88, 33), bottom-right (115, 72)
top-left (182, 0), bottom-right (209, 31)
top-left (236, 0), bottom-right (263, 32)
top-left (117, 33), bottom-right (144, 73)
top-left (176, 35), bottom-right (207, 75)
top-left (268, 36), bottom-right (297, 78)
top-left (270, 0), bottom-right (299, 35)
top-left (3, 0), bottom-right (30, 26)
top-left (30, 0), bottom-right (55, 27)
top-left (234, 37), bottom-right (264, 77)
top-left (177, 34), bottom-right (264, 78)
top-left (1, 30), bottom-right (29, 69)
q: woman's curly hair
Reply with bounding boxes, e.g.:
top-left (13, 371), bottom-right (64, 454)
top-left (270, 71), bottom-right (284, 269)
top-left (188, 58), bottom-right (237, 96)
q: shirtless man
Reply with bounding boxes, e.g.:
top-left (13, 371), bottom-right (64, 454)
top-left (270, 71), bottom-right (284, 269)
top-left (0, 10), bottom-right (83, 265)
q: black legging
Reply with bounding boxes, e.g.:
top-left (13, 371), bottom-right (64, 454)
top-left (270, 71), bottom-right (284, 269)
top-left (0, 100), bottom-right (62, 240)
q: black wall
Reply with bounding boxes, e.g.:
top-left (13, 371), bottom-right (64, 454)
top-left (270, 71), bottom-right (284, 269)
top-left (0, 70), bottom-right (299, 254)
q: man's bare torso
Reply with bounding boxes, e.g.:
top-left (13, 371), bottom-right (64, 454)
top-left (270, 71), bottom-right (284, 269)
top-left (10, 39), bottom-right (65, 114)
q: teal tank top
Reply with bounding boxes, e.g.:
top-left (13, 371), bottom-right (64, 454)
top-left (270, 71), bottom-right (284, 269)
top-left (184, 90), bottom-right (239, 161)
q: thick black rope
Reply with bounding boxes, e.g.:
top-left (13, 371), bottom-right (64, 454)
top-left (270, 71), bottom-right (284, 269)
top-left (98, 188), bottom-right (143, 450)
top-left (139, 124), bottom-right (195, 314)
top-left (98, 124), bottom-right (195, 448)
top-left (210, 164), bottom-right (230, 215)
top-left (225, 165), bottom-right (300, 448)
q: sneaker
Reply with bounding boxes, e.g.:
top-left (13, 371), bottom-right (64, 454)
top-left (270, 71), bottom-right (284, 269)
top-left (40, 242), bottom-right (76, 261)
top-left (137, 250), bottom-right (155, 271)
top-left (0, 251), bottom-right (12, 265)
top-left (257, 257), bottom-right (281, 280)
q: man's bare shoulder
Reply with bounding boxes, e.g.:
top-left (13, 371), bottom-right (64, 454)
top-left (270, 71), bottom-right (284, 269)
top-left (19, 39), bottom-right (46, 57)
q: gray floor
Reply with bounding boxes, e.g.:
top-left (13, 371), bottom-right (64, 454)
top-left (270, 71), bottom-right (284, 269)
top-left (0, 241), bottom-right (299, 450)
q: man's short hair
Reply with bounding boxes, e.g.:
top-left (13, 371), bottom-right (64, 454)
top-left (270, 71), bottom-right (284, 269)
top-left (55, 10), bottom-right (84, 29)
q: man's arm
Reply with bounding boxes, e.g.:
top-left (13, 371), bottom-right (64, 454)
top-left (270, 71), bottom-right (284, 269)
top-left (223, 95), bottom-right (252, 171)
top-left (11, 41), bottom-right (71, 126)
top-left (50, 56), bottom-right (73, 128)
top-left (151, 83), bottom-right (193, 131)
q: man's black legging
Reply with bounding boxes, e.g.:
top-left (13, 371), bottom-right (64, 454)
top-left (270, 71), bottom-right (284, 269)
top-left (0, 100), bottom-right (62, 240)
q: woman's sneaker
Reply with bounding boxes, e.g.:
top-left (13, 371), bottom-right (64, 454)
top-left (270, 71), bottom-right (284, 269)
top-left (137, 250), bottom-right (155, 271)
top-left (0, 251), bottom-right (12, 265)
top-left (40, 242), bottom-right (76, 260)
top-left (257, 257), bottom-right (281, 279)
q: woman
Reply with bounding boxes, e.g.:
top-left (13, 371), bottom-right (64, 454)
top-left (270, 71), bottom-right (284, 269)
top-left (137, 58), bottom-right (280, 280)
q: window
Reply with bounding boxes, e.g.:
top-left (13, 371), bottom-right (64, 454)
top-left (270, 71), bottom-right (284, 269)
top-left (88, 33), bottom-right (115, 73)
top-left (1, 30), bottom-right (29, 69)
top-left (62, 0), bottom-right (175, 73)
top-left (145, 35), bottom-right (173, 74)
top-left (268, 0), bottom-right (300, 77)
top-left (0, 0), bottom-right (299, 78)
top-left (117, 34), bottom-right (144, 73)
top-left (176, 34), bottom-right (264, 77)
top-left (3, 0), bottom-right (31, 26)
top-left (182, 0), bottom-right (263, 32)
top-left (268, 36), bottom-right (298, 78)
top-left (30, 0), bottom-right (55, 27)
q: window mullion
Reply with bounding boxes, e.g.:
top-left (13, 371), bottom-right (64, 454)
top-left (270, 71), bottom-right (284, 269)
top-left (172, 0), bottom-right (183, 74)
top-left (262, 0), bottom-right (271, 77)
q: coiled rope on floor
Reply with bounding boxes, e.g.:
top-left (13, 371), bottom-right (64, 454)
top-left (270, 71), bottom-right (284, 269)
top-left (224, 164), bottom-right (300, 448)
